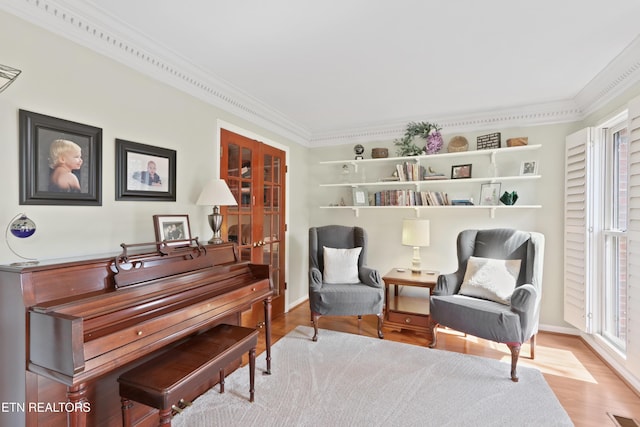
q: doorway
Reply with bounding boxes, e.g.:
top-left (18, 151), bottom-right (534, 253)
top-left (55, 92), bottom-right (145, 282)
top-left (220, 128), bottom-right (287, 323)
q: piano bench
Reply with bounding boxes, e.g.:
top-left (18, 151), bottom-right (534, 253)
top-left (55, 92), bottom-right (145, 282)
top-left (118, 323), bottom-right (259, 427)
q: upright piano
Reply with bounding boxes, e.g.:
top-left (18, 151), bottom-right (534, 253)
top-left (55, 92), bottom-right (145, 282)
top-left (0, 241), bottom-right (273, 427)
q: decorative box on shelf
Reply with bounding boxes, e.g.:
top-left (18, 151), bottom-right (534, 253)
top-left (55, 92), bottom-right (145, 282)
top-left (477, 132), bottom-right (501, 150)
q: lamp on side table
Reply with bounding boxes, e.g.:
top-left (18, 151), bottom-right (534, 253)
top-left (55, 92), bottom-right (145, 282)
top-left (402, 219), bottom-right (430, 273)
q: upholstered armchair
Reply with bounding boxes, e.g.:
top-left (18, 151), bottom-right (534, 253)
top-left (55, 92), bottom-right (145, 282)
top-left (429, 228), bottom-right (545, 382)
top-left (308, 225), bottom-right (384, 341)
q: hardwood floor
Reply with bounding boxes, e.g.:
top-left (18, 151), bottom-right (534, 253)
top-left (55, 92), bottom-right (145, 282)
top-left (252, 302), bottom-right (640, 427)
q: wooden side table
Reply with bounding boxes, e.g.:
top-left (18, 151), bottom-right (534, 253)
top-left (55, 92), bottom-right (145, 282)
top-left (382, 268), bottom-right (438, 341)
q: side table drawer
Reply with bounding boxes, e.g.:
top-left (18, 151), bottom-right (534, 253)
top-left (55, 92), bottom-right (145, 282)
top-left (387, 311), bottom-right (429, 328)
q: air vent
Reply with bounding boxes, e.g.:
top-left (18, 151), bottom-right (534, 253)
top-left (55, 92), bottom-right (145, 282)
top-left (608, 413), bottom-right (640, 427)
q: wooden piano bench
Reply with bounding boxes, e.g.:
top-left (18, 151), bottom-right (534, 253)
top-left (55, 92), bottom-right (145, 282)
top-left (118, 324), bottom-right (259, 427)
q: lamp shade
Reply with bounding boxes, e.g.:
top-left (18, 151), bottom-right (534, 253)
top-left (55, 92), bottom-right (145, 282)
top-left (196, 179), bottom-right (237, 206)
top-left (402, 219), bottom-right (430, 247)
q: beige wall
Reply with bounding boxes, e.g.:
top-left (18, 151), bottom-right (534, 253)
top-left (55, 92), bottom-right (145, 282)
top-left (0, 10), bottom-right (310, 306)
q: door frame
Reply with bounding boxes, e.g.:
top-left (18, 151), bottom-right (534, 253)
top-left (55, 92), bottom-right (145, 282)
top-left (216, 119), bottom-right (290, 312)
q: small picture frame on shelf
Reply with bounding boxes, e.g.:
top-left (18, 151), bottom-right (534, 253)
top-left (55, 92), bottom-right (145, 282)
top-left (480, 183), bottom-right (501, 206)
top-left (451, 164), bottom-right (472, 179)
top-left (352, 188), bottom-right (369, 206)
top-left (519, 160), bottom-right (539, 176)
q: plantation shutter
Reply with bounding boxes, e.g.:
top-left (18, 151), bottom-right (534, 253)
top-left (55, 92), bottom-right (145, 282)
top-left (626, 95), bottom-right (640, 377)
top-left (564, 127), bottom-right (593, 332)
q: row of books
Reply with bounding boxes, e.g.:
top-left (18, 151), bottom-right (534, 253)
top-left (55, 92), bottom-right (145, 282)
top-left (371, 190), bottom-right (450, 206)
top-left (396, 162), bottom-right (425, 181)
top-left (395, 162), bottom-right (447, 181)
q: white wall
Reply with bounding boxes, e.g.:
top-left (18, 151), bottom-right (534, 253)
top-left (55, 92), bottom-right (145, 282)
top-left (0, 11), bottom-right (309, 306)
top-left (309, 123), bottom-right (581, 329)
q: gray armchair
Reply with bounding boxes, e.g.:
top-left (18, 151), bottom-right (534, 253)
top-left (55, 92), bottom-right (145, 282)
top-left (309, 225), bottom-right (384, 341)
top-left (429, 228), bottom-right (545, 382)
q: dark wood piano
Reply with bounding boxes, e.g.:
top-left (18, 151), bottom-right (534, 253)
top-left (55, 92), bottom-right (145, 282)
top-left (0, 241), bottom-right (273, 427)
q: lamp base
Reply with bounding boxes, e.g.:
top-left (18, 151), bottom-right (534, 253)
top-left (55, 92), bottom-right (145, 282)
top-left (10, 260), bottom-right (39, 267)
top-left (207, 206), bottom-right (224, 245)
top-left (410, 246), bottom-right (422, 273)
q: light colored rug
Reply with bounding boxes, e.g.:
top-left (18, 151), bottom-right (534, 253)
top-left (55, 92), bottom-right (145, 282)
top-left (173, 326), bottom-right (573, 427)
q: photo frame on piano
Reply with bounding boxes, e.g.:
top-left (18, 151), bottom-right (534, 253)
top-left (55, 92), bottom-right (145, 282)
top-left (153, 214), bottom-right (192, 247)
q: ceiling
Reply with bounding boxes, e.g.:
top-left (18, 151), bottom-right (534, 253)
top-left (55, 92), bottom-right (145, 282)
top-left (4, 0), bottom-right (640, 145)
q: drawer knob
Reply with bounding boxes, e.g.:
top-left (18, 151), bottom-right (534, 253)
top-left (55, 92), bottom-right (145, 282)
top-left (404, 318), bottom-right (411, 324)
top-left (137, 331), bottom-right (143, 336)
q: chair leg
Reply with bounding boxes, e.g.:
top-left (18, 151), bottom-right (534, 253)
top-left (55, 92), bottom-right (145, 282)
top-left (428, 320), bottom-right (439, 348)
top-left (507, 343), bottom-right (521, 382)
top-left (377, 313), bottom-right (384, 339)
top-left (312, 313), bottom-right (320, 342)
top-left (530, 334), bottom-right (536, 359)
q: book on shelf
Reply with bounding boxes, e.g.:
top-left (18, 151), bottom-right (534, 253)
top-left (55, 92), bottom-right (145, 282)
top-left (423, 174), bottom-right (446, 180)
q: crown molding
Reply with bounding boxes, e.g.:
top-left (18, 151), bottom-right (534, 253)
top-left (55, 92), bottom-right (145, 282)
top-left (574, 33), bottom-right (640, 117)
top-left (309, 100), bottom-right (583, 146)
top-left (0, 0), bottom-right (312, 145)
top-left (3, 0), bottom-right (640, 148)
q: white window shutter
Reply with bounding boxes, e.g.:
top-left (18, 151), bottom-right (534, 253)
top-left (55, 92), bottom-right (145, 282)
top-left (564, 127), bottom-right (593, 332)
top-left (626, 95), bottom-right (640, 378)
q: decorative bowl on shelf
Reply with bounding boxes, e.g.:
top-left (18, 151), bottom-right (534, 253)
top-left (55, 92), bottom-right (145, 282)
top-left (447, 136), bottom-right (469, 152)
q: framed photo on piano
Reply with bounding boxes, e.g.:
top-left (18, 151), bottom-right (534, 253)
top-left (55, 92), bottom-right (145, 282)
top-left (153, 214), bottom-right (192, 246)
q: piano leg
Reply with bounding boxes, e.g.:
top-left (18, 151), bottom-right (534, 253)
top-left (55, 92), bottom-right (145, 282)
top-left (263, 296), bottom-right (272, 375)
top-left (159, 408), bottom-right (172, 426)
top-left (66, 383), bottom-right (88, 427)
top-left (121, 397), bottom-right (133, 427)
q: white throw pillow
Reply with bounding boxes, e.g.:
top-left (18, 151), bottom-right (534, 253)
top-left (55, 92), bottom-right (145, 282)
top-left (459, 256), bottom-right (522, 305)
top-left (323, 246), bottom-right (362, 284)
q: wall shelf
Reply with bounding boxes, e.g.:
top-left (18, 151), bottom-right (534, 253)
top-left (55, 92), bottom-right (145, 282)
top-left (318, 144), bottom-right (542, 217)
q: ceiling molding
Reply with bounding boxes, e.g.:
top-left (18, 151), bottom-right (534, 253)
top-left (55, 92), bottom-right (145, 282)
top-left (574, 33), bottom-right (640, 117)
top-left (3, 0), bottom-right (640, 148)
top-left (309, 100), bottom-right (583, 146)
top-left (0, 0), bottom-right (312, 145)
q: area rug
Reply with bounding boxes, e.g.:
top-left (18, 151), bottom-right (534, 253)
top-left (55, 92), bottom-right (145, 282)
top-left (173, 326), bottom-right (573, 427)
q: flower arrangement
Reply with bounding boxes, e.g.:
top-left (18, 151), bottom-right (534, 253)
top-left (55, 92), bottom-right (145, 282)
top-left (394, 121), bottom-right (443, 156)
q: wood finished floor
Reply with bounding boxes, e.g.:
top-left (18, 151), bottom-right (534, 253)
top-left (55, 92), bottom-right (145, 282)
top-left (250, 303), bottom-right (640, 427)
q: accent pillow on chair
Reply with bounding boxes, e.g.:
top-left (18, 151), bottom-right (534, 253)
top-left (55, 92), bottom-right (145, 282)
top-left (322, 246), bottom-right (362, 284)
top-left (458, 256), bottom-right (522, 305)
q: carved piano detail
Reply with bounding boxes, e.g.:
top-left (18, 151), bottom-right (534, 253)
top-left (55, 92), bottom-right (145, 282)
top-left (0, 241), bottom-right (272, 427)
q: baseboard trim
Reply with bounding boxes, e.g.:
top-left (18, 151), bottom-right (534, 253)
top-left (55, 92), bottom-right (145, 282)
top-left (538, 323), bottom-right (580, 336)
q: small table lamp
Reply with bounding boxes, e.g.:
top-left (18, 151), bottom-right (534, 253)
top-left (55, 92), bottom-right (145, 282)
top-left (402, 219), bottom-right (430, 273)
top-left (196, 179), bottom-right (238, 244)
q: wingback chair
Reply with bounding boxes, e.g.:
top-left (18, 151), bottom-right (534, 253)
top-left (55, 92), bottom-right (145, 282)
top-left (308, 225), bottom-right (384, 341)
top-left (429, 228), bottom-right (545, 382)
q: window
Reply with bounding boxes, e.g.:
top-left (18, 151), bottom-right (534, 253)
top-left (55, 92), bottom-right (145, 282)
top-left (601, 119), bottom-right (628, 351)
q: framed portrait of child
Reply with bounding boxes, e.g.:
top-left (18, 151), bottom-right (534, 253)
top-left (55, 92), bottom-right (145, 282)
top-left (115, 139), bottom-right (177, 201)
top-left (19, 109), bottom-right (102, 206)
